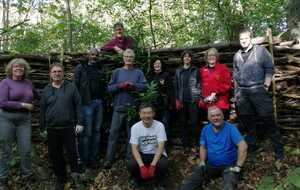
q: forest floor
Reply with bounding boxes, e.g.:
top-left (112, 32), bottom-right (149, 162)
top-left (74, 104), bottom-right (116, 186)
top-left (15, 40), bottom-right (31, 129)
top-left (5, 130), bottom-right (300, 190)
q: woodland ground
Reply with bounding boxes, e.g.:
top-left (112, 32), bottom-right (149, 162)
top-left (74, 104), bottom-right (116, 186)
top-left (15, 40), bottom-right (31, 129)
top-left (4, 130), bottom-right (300, 190)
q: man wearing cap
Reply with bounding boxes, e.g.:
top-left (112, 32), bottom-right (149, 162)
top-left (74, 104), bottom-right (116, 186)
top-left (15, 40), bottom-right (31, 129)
top-left (178, 106), bottom-right (247, 190)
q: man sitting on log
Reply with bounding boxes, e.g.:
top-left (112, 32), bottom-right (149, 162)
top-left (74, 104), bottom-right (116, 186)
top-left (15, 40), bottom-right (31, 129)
top-left (233, 28), bottom-right (284, 160)
top-left (177, 106), bottom-right (247, 190)
top-left (127, 103), bottom-right (168, 190)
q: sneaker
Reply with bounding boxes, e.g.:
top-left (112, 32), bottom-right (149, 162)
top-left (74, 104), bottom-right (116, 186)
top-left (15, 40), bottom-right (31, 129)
top-left (103, 160), bottom-right (113, 169)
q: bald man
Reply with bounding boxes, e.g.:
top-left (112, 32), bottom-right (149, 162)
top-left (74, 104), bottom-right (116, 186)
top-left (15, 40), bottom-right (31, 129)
top-left (178, 107), bottom-right (247, 190)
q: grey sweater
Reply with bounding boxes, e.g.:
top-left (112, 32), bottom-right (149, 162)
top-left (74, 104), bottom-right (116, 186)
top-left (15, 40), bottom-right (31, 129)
top-left (233, 45), bottom-right (274, 88)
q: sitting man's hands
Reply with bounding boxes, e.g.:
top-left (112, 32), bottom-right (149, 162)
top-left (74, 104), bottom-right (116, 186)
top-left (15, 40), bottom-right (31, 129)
top-left (139, 165), bottom-right (150, 179)
top-left (148, 165), bottom-right (156, 178)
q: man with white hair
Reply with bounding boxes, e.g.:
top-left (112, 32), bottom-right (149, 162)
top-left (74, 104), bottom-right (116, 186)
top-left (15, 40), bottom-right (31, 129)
top-left (104, 49), bottom-right (147, 169)
top-left (178, 106), bottom-right (247, 190)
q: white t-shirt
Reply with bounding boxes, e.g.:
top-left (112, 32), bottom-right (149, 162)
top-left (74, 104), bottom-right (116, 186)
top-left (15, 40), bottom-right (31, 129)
top-left (130, 120), bottom-right (167, 156)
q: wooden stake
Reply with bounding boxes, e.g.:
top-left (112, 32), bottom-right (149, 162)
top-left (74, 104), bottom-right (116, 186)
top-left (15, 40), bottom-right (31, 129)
top-left (267, 28), bottom-right (277, 119)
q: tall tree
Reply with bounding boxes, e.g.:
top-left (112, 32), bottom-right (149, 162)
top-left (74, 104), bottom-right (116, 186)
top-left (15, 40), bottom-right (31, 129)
top-left (65, 0), bottom-right (73, 52)
top-left (286, 0), bottom-right (300, 40)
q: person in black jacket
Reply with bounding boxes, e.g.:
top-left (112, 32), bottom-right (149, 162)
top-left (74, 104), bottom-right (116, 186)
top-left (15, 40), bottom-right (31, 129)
top-left (74, 48), bottom-right (106, 169)
top-left (175, 51), bottom-right (201, 152)
top-left (40, 63), bottom-right (84, 190)
top-left (147, 58), bottom-right (172, 138)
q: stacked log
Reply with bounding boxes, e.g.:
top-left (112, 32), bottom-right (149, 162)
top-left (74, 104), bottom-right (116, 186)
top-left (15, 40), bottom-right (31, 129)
top-left (0, 39), bottom-right (299, 131)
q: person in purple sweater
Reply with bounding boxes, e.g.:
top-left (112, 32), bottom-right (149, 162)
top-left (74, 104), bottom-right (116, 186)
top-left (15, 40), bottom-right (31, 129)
top-left (101, 22), bottom-right (134, 55)
top-left (0, 58), bottom-right (35, 189)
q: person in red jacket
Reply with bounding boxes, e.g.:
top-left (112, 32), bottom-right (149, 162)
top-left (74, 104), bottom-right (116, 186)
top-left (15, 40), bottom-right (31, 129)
top-left (199, 48), bottom-right (231, 119)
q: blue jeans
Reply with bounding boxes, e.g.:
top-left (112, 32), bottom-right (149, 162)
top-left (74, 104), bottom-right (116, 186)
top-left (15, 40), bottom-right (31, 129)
top-left (79, 99), bottom-right (103, 165)
top-left (0, 109), bottom-right (32, 178)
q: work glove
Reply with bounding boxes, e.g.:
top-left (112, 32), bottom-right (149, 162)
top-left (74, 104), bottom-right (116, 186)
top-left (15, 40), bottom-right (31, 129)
top-left (75, 125), bottom-right (84, 134)
top-left (175, 99), bottom-right (181, 110)
top-left (148, 165), bottom-right (156, 178)
top-left (195, 162), bottom-right (206, 175)
top-left (227, 166), bottom-right (241, 173)
top-left (204, 94), bottom-right (217, 104)
top-left (140, 165), bottom-right (150, 179)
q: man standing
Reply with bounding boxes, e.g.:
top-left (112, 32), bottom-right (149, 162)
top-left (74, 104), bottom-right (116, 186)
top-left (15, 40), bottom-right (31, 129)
top-left (40, 63), bottom-right (84, 190)
top-left (127, 103), bottom-right (168, 190)
top-left (233, 28), bottom-right (284, 160)
top-left (74, 48), bottom-right (106, 169)
top-left (101, 22), bottom-right (134, 55)
top-left (178, 107), bottom-right (247, 190)
top-left (104, 49), bottom-right (147, 168)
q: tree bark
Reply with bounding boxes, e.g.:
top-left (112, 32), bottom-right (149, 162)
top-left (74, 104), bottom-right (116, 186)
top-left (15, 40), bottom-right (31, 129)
top-left (65, 0), bottom-right (73, 52)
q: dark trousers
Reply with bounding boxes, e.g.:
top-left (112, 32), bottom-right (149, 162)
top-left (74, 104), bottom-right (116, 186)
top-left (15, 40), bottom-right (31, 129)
top-left (178, 165), bottom-right (239, 190)
top-left (47, 127), bottom-right (80, 182)
top-left (178, 102), bottom-right (200, 147)
top-left (155, 109), bottom-right (170, 138)
top-left (106, 110), bottom-right (138, 162)
top-left (127, 153), bottom-right (168, 184)
top-left (237, 87), bottom-right (284, 158)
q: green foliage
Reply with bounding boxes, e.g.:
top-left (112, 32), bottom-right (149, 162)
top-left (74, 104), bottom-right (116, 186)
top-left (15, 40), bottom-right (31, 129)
top-left (1, 0), bottom-right (289, 52)
top-left (126, 81), bottom-right (158, 123)
top-left (256, 167), bottom-right (300, 190)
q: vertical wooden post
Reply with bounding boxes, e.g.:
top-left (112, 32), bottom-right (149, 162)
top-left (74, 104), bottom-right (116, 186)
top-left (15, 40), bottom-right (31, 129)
top-left (267, 28), bottom-right (277, 119)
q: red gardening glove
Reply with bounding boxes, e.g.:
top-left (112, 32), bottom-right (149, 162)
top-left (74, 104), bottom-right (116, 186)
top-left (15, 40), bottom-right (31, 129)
top-left (140, 165), bottom-right (150, 179)
top-left (148, 165), bottom-right (156, 178)
top-left (118, 82), bottom-right (127, 89)
top-left (125, 81), bottom-right (135, 90)
top-left (175, 99), bottom-right (181, 110)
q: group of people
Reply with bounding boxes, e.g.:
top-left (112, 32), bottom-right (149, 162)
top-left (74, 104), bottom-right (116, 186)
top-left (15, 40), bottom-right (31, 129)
top-left (0, 23), bottom-right (284, 190)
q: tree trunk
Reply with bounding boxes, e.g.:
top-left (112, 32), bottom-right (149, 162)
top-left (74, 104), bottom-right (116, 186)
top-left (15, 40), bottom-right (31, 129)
top-left (1, 0), bottom-right (10, 51)
top-left (65, 0), bottom-right (73, 52)
top-left (149, 0), bottom-right (157, 48)
top-left (286, 0), bottom-right (300, 40)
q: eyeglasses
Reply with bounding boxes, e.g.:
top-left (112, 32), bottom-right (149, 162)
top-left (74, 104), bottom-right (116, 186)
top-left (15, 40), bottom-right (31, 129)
top-left (51, 70), bottom-right (63, 73)
top-left (124, 55), bottom-right (134, 58)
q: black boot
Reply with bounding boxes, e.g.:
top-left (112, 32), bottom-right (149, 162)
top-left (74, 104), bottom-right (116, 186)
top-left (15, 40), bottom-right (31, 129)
top-left (260, 116), bottom-right (284, 160)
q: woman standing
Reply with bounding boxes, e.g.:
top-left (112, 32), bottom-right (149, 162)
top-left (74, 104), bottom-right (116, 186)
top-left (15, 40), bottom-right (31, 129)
top-left (199, 48), bottom-right (231, 119)
top-left (0, 58), bottom-right (34, 188)
top-left (147, 58), bottom-right (172, 137)
top-left (175, 51), bottom-right (201, 151)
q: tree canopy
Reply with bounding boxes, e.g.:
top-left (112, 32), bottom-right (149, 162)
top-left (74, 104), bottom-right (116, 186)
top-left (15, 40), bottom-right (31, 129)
top-left (0, 0), bottom-right (292, 53)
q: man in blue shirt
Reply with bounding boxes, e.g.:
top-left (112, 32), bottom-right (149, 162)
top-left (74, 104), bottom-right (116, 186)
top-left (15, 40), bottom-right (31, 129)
top-left (178, 106), bottom-right (247, 190)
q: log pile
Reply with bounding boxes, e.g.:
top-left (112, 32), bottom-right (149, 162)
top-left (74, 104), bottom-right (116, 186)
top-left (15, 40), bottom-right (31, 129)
top-left (0, 38), bottom-right (299, 131)
top-left (151, 40), bottom-right (300, 130)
